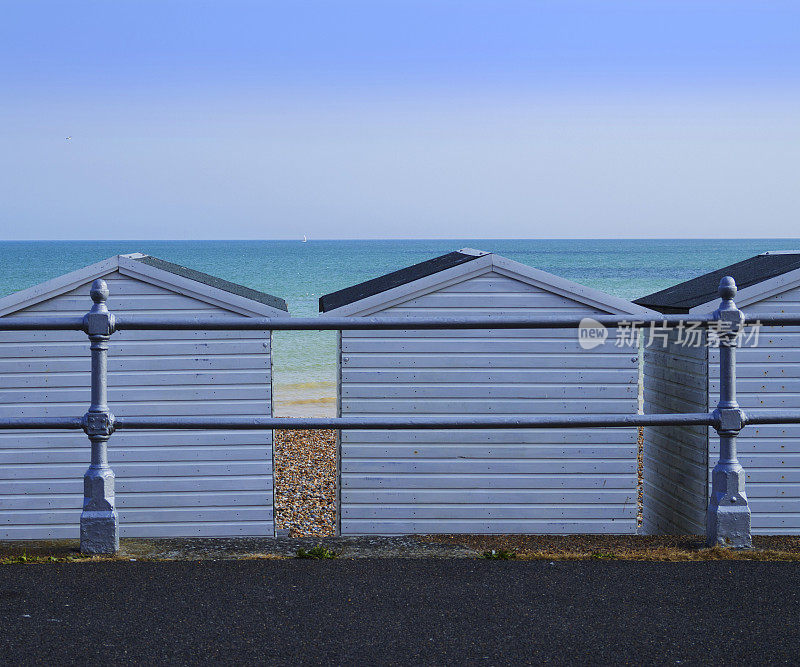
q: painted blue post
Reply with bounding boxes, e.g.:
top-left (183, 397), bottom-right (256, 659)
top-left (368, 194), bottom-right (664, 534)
top-left (706, 276), bottom-right (751, 548)
top-left (79, 279), bottom-right (119, 554)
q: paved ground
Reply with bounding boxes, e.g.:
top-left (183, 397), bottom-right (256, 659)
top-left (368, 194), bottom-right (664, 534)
top-left (1, 559), bottom-right (799, 665)
top-left (5, 534), bottom-right (800, 561)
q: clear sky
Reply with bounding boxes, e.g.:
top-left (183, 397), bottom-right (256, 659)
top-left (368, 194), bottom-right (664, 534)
top-left (2, 1), bottom-right (799, 240)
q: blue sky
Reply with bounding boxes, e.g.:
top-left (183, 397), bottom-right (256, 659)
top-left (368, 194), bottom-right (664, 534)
top-left (2, 1), bottom-right (799, 239)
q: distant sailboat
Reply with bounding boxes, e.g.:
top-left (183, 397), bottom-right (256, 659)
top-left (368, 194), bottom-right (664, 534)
top-left (302, 235), bottom-right (308, 243)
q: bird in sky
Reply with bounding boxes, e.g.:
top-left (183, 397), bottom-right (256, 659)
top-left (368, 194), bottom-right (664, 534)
top-left (65, 136), bottom-right (72, 141)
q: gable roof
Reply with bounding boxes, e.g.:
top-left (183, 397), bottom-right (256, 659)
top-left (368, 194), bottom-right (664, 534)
top-left (320, 248), bottom-right (656, 318)
top-left (319, 249), bottom-right (486, 313)
top-left (0, 253), bottom-right (288, 317)
top-left (634, 252), bottom-right (800, 313)
top-left (131, 255), bottom-right (287, 311)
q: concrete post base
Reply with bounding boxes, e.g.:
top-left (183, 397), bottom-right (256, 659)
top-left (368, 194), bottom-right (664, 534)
top-left (80, 511), bottom-right (120, 554)
top-left (706, 462), bottom-right (751, 548)
top-left (80, 465), bottom-right (119, 554)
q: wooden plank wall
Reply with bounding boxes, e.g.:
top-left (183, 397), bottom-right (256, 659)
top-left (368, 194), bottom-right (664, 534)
top-left (0, 271), bottom-right (274, 539)
top-left (339, 271), bottom-right (640, 535)
top-left (641, 329), bottom-right (709, 534)
top-left (710, 283), bottom-right (800, 533)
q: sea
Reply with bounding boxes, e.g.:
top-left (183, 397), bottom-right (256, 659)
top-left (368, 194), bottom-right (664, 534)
top-left (1, 239), bottom-right (798, 416)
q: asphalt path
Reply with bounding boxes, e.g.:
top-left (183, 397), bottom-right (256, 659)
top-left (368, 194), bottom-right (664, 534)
top-left (1, 559), bottom-right (799, 665)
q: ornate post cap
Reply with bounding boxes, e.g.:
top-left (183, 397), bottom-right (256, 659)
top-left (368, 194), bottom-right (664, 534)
top-left (90, 279), bottom-right (110, 307)
top-left (718, 275), bottom-right (737, 302)
top-left (83, 279), bottom-right (115, 336)
top-left (713, 275), bottom-right (744, 328)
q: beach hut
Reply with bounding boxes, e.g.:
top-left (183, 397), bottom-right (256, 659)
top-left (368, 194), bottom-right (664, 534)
top-left (320, 248), bottom-right (655, 535)
top-left (636, 251), bottom-right (800, 535)
top-left (0, 253), bottom-right (287, 539)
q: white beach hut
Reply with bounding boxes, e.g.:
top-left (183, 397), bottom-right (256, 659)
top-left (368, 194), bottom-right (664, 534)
top-left (637, 252), bottom-right (800, 535)
top-left (0, 253), bottom-right (287, 539)
top-left (320, 248), bottom-right (655, 535)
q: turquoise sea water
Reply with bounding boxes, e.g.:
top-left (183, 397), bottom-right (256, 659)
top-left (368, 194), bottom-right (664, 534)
top-left (1, 239), bottom-right (799, 415)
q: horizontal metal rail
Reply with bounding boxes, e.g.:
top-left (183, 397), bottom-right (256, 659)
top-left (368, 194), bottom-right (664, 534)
top-left (113, 314), bottom-right (719, 331)
top-left (109, 314), bottom-right (800, 330)
top-left (2, 313), bottom-right (796, 332)
top-left (743, 314), bottom-right (800, 327)
top-left (0, 413), bottom-right (717, 431)
top-left (103, 314), bottom-right (800, 330)
top-left (2, 313), bottom-right (798, 332)
top-left (0, 417), bottom-right (84, 429)
top-left (744, 411), bottom-right (800, 425)
top-left (0, 316), bottom-right (86, 331)
top-left (116, 413), bottom-right (718, 430)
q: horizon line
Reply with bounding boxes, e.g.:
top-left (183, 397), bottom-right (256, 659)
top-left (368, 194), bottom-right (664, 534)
top-left (2, 237), bottom-right (800, 243)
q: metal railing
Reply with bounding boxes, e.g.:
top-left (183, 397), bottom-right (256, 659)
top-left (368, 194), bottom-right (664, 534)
top-left (2, 276), bottom-right (798, 553)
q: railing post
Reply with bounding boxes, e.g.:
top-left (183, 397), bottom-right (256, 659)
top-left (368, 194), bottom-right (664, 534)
top-left (706, 276), bottom-right (751, 548)
top-left (79, 279), bottom-right (119, 554)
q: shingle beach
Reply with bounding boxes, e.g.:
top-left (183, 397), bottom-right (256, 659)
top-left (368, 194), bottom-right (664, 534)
top-left (274, 429), bottom-right (337, 536)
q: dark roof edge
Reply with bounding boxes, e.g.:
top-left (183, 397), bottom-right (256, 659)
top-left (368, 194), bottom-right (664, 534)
top-left (319, 249), bottom-right (488, 313)
top-left (131, 255), bottom-right (288, 312)
top-left (631, 299), bottom-right (690, 314)
top-left (634, 253), bottom-right (800, 313)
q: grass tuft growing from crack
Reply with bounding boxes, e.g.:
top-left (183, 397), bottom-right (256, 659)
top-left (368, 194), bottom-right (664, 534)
top-left (482, 549), bottom-right (517, 560)
top-left (296, 545), bottom-right (338, 560)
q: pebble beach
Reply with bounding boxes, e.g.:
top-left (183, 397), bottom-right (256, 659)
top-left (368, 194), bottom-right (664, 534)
top-left (273, 429), bottom-right (337, 536)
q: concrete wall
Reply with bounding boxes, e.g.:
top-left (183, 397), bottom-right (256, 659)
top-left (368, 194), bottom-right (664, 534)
top-left (338, 270), bottom-right (640, 535)
top-left (0, 271), bottom-right (274, 538)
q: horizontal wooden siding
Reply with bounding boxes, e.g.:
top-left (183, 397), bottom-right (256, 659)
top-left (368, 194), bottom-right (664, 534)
top-left (339, 271), bottom-right (639, 535)
top-left (0, 272), bottom-right (273, 539)
top-left (710, 283), bottom-right (800, 533)
top-left (642, 330), bottom-right (708, 534)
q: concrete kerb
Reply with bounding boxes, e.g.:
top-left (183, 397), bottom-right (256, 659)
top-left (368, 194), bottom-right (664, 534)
top-left (3, 535), bottom-right (800, 563)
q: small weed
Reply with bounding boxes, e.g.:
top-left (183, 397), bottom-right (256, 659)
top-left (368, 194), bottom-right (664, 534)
top-left (590, 551), bottom-right (619, 560)
top-left (482, 549), bottom-right (517, 560)
top-left (296, 545), bottom-right (338, 560)
top-left (0, 552), bottom-right (92, 565)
